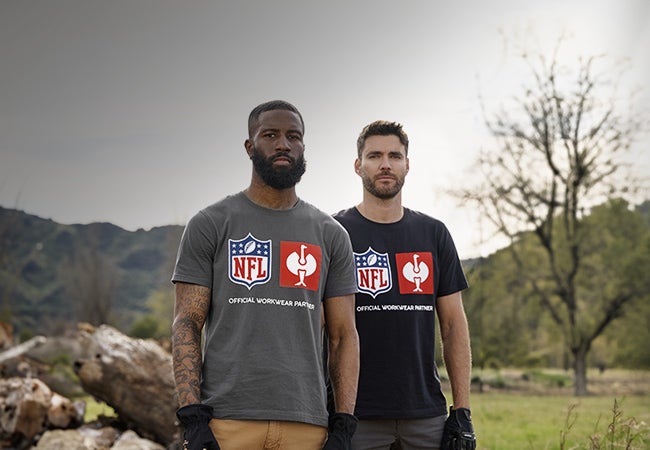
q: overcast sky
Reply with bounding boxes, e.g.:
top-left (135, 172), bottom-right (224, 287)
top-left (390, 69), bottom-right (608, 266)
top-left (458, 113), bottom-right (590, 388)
top-left (1, 0), bottom-right (649, 258)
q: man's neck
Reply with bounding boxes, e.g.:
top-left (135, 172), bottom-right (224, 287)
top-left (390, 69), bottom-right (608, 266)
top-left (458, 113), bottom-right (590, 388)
top-left (356, 192), bottom-right (403, 223)
top-left (245, 182), bottom-right (298, 210)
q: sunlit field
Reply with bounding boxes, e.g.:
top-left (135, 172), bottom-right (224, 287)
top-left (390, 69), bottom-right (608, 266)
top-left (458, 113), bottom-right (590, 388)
top-left (83, 369), bottom-right (650, 449)
top-left (443, 368), bottom-right (650, 450)
top-left (472, 394), bottom-right (649, 450)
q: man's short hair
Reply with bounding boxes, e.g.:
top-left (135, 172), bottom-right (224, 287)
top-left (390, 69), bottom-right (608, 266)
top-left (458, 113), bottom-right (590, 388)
top-left (356, 120), bottom-right (409, 158)
top-left (248, 100), bottom-right (304, 138)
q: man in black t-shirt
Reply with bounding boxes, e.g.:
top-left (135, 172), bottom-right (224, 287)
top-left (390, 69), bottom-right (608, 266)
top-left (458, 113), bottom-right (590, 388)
top-left (333, 121), bottom-right (476, 450)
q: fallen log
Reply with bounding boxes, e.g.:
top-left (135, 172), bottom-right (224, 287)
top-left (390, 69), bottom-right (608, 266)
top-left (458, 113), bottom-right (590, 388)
top-left (73, 324), bottom-right (180, 446)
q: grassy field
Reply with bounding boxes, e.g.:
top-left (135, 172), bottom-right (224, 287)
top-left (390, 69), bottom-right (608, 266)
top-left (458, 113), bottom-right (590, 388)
top-left (445, 368), bottom-right (650, 450)
top-left (471, 394), bottom-right (649, 450)
top-left (82, 368), bottom-right (650, 449)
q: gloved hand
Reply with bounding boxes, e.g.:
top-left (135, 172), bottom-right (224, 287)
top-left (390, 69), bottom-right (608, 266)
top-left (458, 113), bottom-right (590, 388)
top-left (322, 412), bottom-right (358, 450)
top-left (176, 404), bottom-right (220, 450)
top-left (440, 406), bottom-right (476, 450)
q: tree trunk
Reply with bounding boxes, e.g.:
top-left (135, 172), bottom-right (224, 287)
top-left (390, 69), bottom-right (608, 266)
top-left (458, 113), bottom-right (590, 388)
top-left (573, 345), bottom-right (589, 396)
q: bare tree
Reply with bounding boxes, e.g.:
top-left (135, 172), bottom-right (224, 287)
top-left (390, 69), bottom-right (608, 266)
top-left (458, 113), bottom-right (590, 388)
top-left (459, 39), bottom-right (648, 395)
top-left (64, 226), bottom-right (119, 327)
top-left (0, 207), bottom-right (21, 322)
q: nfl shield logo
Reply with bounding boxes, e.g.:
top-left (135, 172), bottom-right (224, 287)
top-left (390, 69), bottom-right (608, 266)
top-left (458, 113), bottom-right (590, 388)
top-left (229, 233), bottom-right (271, 289)
top-left (354, 247), bottom-right (392, 298)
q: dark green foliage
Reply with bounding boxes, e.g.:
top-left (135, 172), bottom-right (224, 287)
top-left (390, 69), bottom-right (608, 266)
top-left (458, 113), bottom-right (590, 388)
top-left (463, 200), bottom-right (650, 370)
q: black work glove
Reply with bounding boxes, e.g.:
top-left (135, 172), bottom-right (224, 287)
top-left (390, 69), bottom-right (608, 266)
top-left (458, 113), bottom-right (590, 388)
top-left (441, 406), bottom-right (476, 450)
top-left (176, 404), bottom-right (220, 450)
top-left (322, 412), bottom-right (358, 450)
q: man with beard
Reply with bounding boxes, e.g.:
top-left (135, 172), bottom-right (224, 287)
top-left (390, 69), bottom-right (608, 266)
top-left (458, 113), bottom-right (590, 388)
top-left (172, 100), bottom-right (360, 450)
top-left (333, 121), bottom-right (476, 450)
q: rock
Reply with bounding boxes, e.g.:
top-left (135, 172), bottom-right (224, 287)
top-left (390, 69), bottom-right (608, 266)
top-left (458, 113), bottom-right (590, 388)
top-left (111, 430), bottom-right (165, 450)
top-left (1, 378), bottom-right (50, 444)
top-left (77, 425), bottom-right (121, 449)
top-left (0, 336), bottom-right (47, 366)
top-left (0, 334), bottom-right (86, 397)
top-left (31, 429), bottom-right (98, 450)
top-left (47, 392), bottom-right (84, 428)
top-left (73, 325), bottom-right (180, 446)
top-left (0, 322), bottom-right (13, 350)
top-left (0, 377), bottom-right (84, 448)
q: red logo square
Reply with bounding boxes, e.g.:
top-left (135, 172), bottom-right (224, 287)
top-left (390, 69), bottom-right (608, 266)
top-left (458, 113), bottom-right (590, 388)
top-left (395, 252), bottom-right (434, 295)
top-left (279, 242), bottom-right (322, 291)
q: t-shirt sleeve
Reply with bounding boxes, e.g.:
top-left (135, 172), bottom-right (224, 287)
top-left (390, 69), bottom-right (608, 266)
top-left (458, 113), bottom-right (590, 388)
top-left (171, 210), bottom-right (216, 288)
top-left (436, 223), bottom-right (469, 297)
top-left (323, 222), bottom-right (358, 299)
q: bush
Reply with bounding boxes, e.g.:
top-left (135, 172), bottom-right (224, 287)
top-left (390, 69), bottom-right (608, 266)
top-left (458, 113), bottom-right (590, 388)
top-left (584, 398), bottom-right (650, 450)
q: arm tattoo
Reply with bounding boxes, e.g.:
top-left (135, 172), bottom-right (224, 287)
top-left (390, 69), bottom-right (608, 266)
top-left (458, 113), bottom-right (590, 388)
top-left (172, 283), bottom-right (210, 406)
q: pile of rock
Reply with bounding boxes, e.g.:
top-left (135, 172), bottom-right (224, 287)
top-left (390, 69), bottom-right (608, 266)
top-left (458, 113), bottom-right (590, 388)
top-left (0, 323), bottom-right (181, 449)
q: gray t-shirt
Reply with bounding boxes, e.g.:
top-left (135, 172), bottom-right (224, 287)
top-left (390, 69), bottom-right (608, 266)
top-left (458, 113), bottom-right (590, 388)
top-left (172, 192), bottom-right (357, 426)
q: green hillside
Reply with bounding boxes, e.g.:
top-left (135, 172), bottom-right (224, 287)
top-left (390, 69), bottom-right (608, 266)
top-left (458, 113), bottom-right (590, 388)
top-left (0, 207), bottom-right (183, 337)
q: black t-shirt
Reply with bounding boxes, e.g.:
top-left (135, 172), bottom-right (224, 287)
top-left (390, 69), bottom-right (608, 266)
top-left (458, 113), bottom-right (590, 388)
top-left (334, 207), bottom-right (468, 419)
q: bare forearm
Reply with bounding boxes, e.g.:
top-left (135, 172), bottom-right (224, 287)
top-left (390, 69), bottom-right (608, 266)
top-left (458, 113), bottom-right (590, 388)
top-left (442, 322), bottom-right (472, 409)
top-left (328, 331), bottom-right (360, 414)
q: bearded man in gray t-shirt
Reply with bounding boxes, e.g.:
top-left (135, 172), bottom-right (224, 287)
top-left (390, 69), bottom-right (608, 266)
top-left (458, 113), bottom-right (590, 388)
top-left (171, 100), bottom-right (359, 450)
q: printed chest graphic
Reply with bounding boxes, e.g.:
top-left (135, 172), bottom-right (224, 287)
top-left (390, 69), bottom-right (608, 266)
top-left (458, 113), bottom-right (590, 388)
top-left (228, 234), bottom-right (322, 291)
top-left (229, 233), bottom-right (272, 288)
top-left (395, 252), bottom-right (434, 294)
top-left (279, 241), bottom-right (322, 291)
top-left (354, 248), bottom-right (435, 297)
top-left (353, 247), bottom-right (392, 298)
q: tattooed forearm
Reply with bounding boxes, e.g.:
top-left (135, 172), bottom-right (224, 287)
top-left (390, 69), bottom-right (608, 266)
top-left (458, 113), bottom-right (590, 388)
top-left (171, 282), bottom-right (211, 406)
top-left (172, 317), bottom-right (203, 405)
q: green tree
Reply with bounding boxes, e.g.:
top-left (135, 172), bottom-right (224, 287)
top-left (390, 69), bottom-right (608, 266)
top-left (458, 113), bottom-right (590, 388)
top-left (129, 285), bottom-right (174, 339)
top-left (459, 39), bottom-right (648, 395)
top-left (579, 200), bottom-right (650, 369)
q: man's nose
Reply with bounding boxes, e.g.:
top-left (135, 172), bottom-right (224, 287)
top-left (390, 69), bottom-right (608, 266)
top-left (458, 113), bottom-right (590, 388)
top-left (379, 155), bottom-right (392, 169)
top-left (275, 134), bottom-right (291, 151)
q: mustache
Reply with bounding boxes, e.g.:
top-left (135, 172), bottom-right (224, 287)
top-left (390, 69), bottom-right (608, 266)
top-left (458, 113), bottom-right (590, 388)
top-left (270, 152), bottom-right (296, 163)
top-left (375, 171), bottom-right (396, 179)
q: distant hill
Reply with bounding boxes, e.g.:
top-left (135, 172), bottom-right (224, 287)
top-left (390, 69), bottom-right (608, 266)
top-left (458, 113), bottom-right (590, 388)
top-left (0, 207), bottom-right (183, 337)
top-left (2, 199), bottom-right (648, 338)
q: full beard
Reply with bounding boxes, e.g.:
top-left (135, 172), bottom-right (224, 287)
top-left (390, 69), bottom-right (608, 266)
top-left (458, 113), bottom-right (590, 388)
top-left (250, 147), bottom-right (307, 190)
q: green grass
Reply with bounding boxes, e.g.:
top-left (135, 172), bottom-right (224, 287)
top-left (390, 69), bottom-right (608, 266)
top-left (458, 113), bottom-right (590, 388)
top-left (470, 394), bottom-right (650, 450)
top-left (83, 396), bottom-right (116, 422)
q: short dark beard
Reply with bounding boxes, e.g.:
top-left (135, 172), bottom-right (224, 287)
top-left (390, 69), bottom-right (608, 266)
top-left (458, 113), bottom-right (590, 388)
top-left (250, 147), bottom-right (307, 190)
top-left (362, 173), bottom-right (404, 199)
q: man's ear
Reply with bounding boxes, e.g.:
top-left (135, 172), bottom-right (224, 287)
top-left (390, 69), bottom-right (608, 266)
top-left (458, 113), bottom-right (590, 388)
top-left (354, 158), bottom-right (361, 175)
top-left (245, 139), bottom-right (253, 159)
